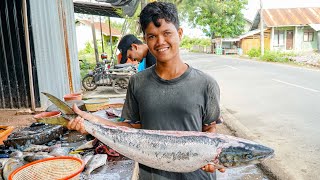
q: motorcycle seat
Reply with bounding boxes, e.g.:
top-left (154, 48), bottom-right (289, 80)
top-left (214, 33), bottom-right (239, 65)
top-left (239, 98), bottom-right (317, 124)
top-left (114, 64), bottom-right (134, 69)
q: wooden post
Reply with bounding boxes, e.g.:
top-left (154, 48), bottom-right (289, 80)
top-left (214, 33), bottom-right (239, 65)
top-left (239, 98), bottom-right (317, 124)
top-left (260, 0), bottom-right (264, 55)
top-left (108, 17), bottom-right (113, 58)
top-left (91, 16), bottom-right (99, 63)
top-left (22, 0), bottom-right (36, 111)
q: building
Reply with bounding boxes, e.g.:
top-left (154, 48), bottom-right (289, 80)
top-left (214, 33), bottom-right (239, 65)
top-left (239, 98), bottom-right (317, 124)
top-left (75, 19), bottom-right (121, 51)
top-left (247, 7), bottom-right (320, 53)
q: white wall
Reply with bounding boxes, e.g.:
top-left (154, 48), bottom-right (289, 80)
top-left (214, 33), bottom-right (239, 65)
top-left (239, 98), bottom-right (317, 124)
top-left (75, 23), bottom-right (103, 51)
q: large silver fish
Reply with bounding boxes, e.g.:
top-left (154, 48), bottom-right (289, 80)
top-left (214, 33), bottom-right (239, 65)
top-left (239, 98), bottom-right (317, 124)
top-left (84, 122), bottom-right (274, 172)
top-left (43, 92), bottom-right (274, 173)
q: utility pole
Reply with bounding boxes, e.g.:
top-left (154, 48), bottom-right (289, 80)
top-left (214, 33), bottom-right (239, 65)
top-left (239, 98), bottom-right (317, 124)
top-left (141, 0), bottom-right (147, 9)
top-left (260, 0), bottom-right (264, 55)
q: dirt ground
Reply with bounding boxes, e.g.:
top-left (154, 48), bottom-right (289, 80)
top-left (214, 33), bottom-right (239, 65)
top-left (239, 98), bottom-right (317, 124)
top-left (0, 110), bottom-right (36, 129)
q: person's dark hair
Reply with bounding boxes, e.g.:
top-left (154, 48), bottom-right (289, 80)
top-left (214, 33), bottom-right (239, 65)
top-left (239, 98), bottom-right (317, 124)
top-left (139, 2), bottom-right (179, 34)
top-left (117, 34), bottom-right (143, 64)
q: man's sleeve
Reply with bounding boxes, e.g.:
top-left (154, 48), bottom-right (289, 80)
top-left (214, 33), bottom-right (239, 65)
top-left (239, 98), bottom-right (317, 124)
top-left (202, 77), bottom-right (220, 125)
top-left (146, 52), bottom-right (156, 68)
top-left (121, 77), bottom-right (140, 124)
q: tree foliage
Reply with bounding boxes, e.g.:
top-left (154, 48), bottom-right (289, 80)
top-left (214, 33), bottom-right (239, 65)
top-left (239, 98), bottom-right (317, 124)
top-left (181, 36), bottom-right (211, 49)
top-left (164, 0), bottom-right (248, 38)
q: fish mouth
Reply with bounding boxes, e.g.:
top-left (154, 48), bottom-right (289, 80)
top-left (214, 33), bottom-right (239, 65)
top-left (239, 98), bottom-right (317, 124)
top-left (217, 143), bottom-right (274, 168)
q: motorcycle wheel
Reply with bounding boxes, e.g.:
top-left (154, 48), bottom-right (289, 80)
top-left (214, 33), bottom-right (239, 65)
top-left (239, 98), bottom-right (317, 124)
top-left (82, 74), bottom-right (98, 91)
top-left (112, 77), bottom-right (129, 94)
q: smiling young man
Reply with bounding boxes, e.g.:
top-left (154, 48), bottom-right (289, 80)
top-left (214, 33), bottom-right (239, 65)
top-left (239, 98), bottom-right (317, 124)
top-left (67, 2), bottom-right (223, 180)
top-left (121, 2), bottom-right (223, 180)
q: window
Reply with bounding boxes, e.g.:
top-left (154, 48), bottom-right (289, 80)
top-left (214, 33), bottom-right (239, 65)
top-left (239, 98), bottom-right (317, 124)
top-left (273, 30), bottom-right (285, 47)
top-left (303, 31), bottom-right (314, 42)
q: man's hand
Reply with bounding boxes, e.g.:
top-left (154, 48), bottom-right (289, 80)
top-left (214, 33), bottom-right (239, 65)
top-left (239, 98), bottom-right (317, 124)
top-left (66, 104), bottom-right (96, 134)
top-left (201, 164), bottom-right (225, 173)
top-left (67, 115), bottom-right (87, 134)
top-left (202, 119), bottom-right (225, 173)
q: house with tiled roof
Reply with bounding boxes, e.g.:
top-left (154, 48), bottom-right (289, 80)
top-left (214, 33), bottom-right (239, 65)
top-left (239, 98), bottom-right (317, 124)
top-left (75, 19), bottom-right (121, 50)
top-left (241, 7), bottom-right (320, 53)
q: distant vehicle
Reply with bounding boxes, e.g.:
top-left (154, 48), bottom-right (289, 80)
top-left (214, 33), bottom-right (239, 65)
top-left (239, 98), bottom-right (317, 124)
top-left (82, 53), bottom-right (137, 94)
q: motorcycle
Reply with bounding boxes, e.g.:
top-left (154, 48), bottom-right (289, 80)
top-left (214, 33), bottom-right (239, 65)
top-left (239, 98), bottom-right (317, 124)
top-left (82, 53), bottom-right (137, 94)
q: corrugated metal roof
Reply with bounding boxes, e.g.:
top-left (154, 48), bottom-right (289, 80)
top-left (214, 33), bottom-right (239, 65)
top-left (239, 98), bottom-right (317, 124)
top-left (263, 8), bottom-right (320, 27)
top-left (78, 20), bottom-right (121, 36)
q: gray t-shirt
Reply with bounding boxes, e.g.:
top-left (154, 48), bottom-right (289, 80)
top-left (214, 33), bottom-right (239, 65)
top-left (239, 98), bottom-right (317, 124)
top-left (121, 65), bottom-right (220, 180)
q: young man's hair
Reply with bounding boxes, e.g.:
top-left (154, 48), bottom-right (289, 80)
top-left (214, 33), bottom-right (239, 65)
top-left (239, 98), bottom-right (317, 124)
top-left (139, 2), bottom-right (180, 34)
top-left (117, 34), bottom-right (143, 64)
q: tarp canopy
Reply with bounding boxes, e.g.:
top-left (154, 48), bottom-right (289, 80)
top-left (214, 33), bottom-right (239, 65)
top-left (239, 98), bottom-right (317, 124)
top-left (73, 1), bottom-right (121, 17)
top-left (73, 0), bottom-right (139, 17)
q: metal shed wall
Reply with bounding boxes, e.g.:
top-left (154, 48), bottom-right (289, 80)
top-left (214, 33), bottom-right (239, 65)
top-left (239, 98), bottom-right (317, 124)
top-left (29, 0), bottom-right (81, 108)
top-left (0, 0), bottom-right (34, 109)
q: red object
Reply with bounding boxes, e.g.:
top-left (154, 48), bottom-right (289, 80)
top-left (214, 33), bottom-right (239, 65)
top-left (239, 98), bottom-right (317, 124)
top-left (33, 111), bottom-right (61, 119)
top-left (101, 53), bottom-right (108, 59)
top-left (63, 93), bottom-right (82, 101)
top-left (95, 144), bottom-right (120, 157)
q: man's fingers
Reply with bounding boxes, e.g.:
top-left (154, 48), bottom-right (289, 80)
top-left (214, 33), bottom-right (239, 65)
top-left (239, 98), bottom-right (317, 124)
top-left (201, 165), bottom-right (215, 173)
top-left (67, 116), bottom-right (80, 130)
top-left (218, 168), bottom-right (225, 173)
top-left (206, 165), bottom-right (215, 172)
top-left (75, 118), bottom-right (82, 131)
top-left (72, 103), bottom-right (95, 122)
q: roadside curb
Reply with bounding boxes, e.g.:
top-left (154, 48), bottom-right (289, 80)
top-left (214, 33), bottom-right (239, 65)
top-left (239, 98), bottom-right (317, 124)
top-left (221, 107), bottom-right (297, 180)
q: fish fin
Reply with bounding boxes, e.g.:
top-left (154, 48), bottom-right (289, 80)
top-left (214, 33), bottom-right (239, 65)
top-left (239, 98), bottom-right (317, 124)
top-left (42, 92), bottom-right (75, 115)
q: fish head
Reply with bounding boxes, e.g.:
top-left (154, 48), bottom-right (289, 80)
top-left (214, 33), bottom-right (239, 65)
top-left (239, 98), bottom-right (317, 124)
top-left (217, 141), bottom-right (274, 168)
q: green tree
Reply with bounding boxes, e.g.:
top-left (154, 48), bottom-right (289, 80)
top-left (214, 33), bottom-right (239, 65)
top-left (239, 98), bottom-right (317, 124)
top-left (165, 0), bottom-right (248, 38)
top-left (105, 19), bottom-right (123, 31)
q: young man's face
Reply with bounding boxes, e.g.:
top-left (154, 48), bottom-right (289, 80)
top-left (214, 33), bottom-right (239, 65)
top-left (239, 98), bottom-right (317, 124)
top-left (144, 19), bottom-right (183, 63)
top-left (127, 44), bottom-right (143, 62)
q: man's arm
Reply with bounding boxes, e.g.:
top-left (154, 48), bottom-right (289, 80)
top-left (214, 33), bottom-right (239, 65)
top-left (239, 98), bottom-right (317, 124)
top-left (67, 104), bottom-right (141, 134)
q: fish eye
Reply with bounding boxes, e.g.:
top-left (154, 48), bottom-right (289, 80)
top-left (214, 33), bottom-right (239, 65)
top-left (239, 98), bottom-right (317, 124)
top-left (244, 154), bottom-right (253, 159)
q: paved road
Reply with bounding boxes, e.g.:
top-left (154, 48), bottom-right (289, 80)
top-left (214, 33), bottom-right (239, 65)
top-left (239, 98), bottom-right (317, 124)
top-left (182, 52), bottom-right (320, 180)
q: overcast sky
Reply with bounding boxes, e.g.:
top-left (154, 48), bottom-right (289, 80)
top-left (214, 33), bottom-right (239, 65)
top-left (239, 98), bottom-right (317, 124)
top-left (244, 0), bottom-right (320, 21)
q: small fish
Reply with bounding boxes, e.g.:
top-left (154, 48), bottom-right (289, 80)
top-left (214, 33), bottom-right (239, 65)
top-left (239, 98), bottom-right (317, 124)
top-left (3, 158), bottom-right (24, 180)
top-left (84, 154), bottom-right (108, 175)
top-left (24, 152), bottom-right (54, 162)
top-left (75, 140), bottom-right (94, 151)
top-left (49, 147), bottom-right (70, 157)
top-left (23, 145), bottom-right (49, 152)
top-left (68, 154), bottom-right (82, 159)
top-left (81, 154), bottom-right (93, 166)
top-left (9, 151), bottom-right (23, 159)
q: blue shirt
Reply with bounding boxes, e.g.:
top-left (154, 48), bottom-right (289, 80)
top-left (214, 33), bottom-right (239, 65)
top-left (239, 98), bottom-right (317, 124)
top-left (137, 58), bottom-right (146, 72)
